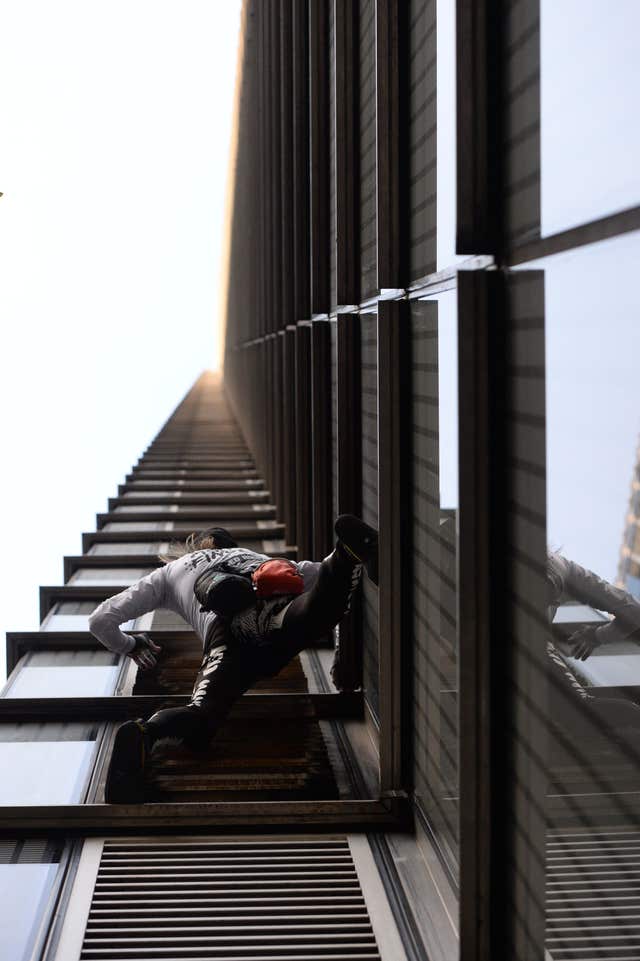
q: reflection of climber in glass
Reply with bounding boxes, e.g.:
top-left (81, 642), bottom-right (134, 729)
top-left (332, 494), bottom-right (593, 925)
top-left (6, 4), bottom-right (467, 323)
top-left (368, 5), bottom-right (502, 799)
top-left (548, 552), bottom-right (640, 659)
top-left (547, 552), bottom-right (640, 738)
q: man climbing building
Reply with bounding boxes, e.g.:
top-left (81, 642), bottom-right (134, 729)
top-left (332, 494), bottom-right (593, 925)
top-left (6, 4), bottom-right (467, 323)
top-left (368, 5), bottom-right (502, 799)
top-left (89, 514), bottom-right (378, 802)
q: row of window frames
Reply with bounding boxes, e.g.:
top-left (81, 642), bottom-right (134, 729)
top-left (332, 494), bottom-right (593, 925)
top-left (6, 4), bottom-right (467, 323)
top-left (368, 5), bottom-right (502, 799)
top-left (85, 539), bottom-right (286, 555)
top-left (101, 524), bottom-right (279, 534)
top-left (40, 603), bottom-right (189, 634)
top-left (0, 720), bottom-right (100, 806)
top-left (112, 504), bottom-right (270, 511)
top-left (120, 491), bottom-right (266, 498)
top-left (2, 649), bottom-right (126, 699)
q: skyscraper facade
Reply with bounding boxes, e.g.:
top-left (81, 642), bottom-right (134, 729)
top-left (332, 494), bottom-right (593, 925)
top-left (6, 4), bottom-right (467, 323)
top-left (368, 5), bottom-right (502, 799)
top-left (2, 372), bottom-right (406, 960)
top-left (222, 2), bottom-right (640, 960)
top-left (3, 2), bottom-right (640, 960)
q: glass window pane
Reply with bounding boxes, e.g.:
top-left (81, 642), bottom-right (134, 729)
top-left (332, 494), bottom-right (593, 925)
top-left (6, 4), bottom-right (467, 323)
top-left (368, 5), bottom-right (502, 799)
top-left (544, 231), bottom-right (640, 953)
top-left (103, 522), bottom-right (174, 531)
top-left (6, 666), bottom-right (119, 698)
top-left (54, 602), bottom-right (98, 614)
top-left (89, 542), bottom-right (167, 555)
top-left (0, 743), bottom-right (95, 804)
top-left (114, 505), bottom-right (173, 513)
top-left (410, 288), bottom-right (459, 877)
top-left (29, 651), bottom-right (117, 666)
top-left (0, 864), bottom-right (58, 961)
top-left (42, 615), bottom-right (92, 632)
top-left (546, 235), bottom-right (640, 576)
top-left (68, 568), bottom-right (152, 584)
top-left (541, 0), bottom-right (640, 235)
top-left (42, 611), bottom-right (134, 633)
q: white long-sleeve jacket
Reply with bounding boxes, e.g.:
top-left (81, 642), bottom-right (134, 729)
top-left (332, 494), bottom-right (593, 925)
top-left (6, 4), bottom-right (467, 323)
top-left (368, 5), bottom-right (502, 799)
top-left (88, 549), bottom-right (321, 655)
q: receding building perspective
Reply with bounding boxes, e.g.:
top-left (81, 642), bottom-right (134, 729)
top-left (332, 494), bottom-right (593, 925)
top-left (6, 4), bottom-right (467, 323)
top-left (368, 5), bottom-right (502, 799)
top-left (2, 2), bottom-right (640, 960)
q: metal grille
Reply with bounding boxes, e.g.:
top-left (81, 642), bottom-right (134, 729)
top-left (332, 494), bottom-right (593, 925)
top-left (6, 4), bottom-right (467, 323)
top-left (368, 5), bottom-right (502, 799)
top-left (80, 838), bottom-right (381, 960)
top-left (547, 830), bottom-right (640, 960)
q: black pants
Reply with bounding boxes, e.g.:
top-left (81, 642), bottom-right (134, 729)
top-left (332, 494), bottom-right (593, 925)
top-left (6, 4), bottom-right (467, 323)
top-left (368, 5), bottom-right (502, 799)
top-left (143, 547), bottom-right (359, 749)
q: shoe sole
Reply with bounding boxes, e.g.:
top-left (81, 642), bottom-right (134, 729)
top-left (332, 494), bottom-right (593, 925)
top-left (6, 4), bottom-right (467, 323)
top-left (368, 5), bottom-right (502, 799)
top-left (105, 720), bottom-right (146, 804)
top-left (335, 515), bottom-right (379, 584)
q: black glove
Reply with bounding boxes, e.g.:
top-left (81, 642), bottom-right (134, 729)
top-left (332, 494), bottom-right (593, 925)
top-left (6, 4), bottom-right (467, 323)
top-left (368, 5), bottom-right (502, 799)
top-left (128, 633), bottom-right (162, 670)
top-left (567, 624), bottom-right (601, 661)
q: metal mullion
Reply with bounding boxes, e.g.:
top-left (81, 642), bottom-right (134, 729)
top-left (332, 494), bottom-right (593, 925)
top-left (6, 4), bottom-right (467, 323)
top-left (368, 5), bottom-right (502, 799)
top-left (292, 0), bottom-right (311, 321)
top-left (457, 270), bottom-right (499, 960)
top-left (266, 334), bottom-right (276, 498)
top-left (270, 0), bottom-right (283, 333)
top-left (0, 692), bottom-right (363, 722)
top-left (506, 205), bottom-right (640, 266)
top-left (336, 312), bottom-right (363, 693)
top-left (335, 0), bottom-right (360, 306)
top-left (376, 300), bottom-right (411, 794)
top-left (263, 1), bottom-right (274, 338)
top-left (283, 326), bottom-right (298, 544)
top-left (257, 0), bottom-right (267, 340)
top-left (295, 322), bottom-right (314, 561)
top-left (258, 339), bottom-right (269, 480)
top-left (457, 270), bottom-right (548, 960)
top-left (280, 0), bottom-right (295, 328)
top-left (375, 0), bottom-right (406, 289)
top-left (309, 0), bottom-right (331, 314)
top-left (0, 797), bottom-right (403, 834)
top-left (456, 0), bottom-right (503, 255)
top-left (275, 331), bottom-right (286, 515)
top-left (310, 319), bottom-right (333, 560)
top-left (248, 6), bottom-right (260, 343)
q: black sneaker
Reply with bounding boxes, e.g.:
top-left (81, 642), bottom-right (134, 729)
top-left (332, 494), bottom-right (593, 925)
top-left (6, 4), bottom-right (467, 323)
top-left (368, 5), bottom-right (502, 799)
top-left (105, 719), bottom-right (147, 803)
top-left (334, 514), bottom-right (379, 585)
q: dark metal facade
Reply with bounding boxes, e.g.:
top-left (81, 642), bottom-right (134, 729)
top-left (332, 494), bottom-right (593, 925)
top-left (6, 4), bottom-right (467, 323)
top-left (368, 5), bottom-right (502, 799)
top-left (224, 2), bottom-right (640, 960)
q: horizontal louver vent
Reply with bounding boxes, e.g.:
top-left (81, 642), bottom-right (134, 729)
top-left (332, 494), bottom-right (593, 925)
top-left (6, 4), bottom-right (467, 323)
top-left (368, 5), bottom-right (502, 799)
top-left (81, 838), bottom-right (381, 959)
top-left (547, 830), bottom-right (640, 960)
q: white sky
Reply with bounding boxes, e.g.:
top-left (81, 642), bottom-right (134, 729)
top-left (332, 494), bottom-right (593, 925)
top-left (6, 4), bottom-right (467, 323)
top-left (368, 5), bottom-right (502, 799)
top-left (0, 1), bottom-right (242, 678)
top-left (541, 0), bottom-right (640, 236)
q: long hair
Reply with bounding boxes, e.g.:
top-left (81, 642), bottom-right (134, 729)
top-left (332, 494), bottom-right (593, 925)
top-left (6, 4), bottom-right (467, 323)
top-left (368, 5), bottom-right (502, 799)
top-left (159, 531), bottom-right (217, 564)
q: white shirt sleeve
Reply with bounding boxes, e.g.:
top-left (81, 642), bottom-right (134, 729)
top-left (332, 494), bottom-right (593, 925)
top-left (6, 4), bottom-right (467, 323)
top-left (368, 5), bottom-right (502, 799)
top-left (88, 567), bottom-right (168, 654)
